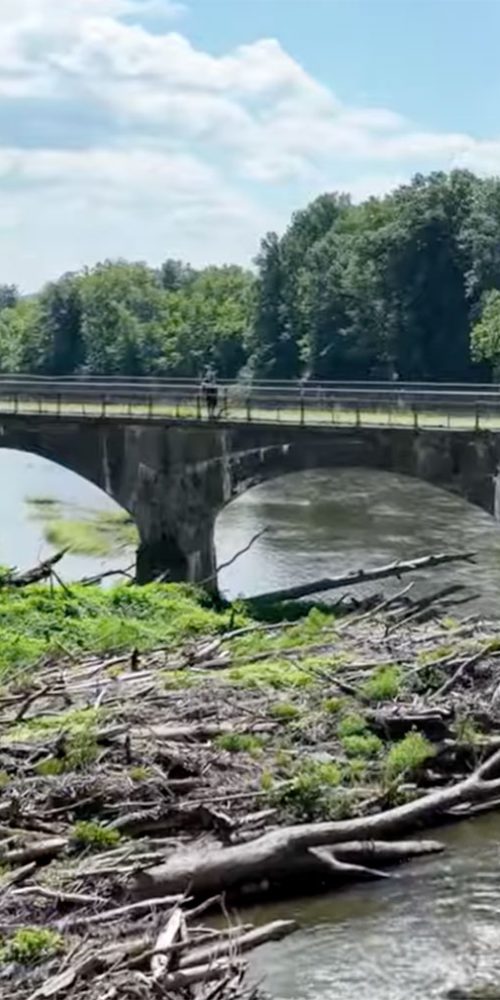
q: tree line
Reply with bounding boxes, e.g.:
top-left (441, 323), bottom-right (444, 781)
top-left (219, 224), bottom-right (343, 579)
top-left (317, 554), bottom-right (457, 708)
top-left (3, 170), bottom-right (500, 383)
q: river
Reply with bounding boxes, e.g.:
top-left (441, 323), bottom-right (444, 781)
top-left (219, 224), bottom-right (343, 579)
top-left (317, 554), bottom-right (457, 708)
top-left (3, 449), bottom-right (500, 998)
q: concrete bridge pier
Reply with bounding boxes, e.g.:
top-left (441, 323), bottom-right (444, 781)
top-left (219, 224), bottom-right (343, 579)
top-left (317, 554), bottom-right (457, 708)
top-left (135, 514), bottom-right (218, 586)
top-left (126, 427), bottom-right (227, 587)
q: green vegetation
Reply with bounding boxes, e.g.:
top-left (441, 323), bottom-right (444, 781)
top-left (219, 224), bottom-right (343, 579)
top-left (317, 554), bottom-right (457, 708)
top-left (0, 928), bottom-right (64, 966)
top-left (269, 701), bottom-right (302, 721)
top-left (215, 732), bottom-right (264, 754)
top-left (71, 821), bottom-right (121, 851)
top-left (129, 765), bottom-right (153, 782)
top-left (226, 659), bottom-right (313, 689)
top-left (0, 582), bottom-right (244, 681)
top-left (275, 759), bottom-right (343, 820)
top-left (28, 500), bottom-right (138, 558)
top-left (341, 733), bottom-right (383, 758)
top-left (384, 732), bottom-right (436, 780)
top-left (337, 713), bottom-right (369, 738)
top-left (4, 171), bottom-right (500, 382)
top-left (322, 697), bottom-right (344, 715)
top-left (361, 666), bottom-right (403, 702)
top-left (7, 707), bottom-right (103, 743)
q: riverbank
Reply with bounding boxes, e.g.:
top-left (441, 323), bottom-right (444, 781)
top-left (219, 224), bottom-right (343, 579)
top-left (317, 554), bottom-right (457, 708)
top-left (1, 579), bottom-right (500, 998)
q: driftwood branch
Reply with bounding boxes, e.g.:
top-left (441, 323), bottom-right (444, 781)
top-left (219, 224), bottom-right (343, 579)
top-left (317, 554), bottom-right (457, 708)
top-left (0, 549), bottom-right (68, 588)
top-left (134, 836), bottom-right (446, 900)
top-left (200, 528), bottom-right (269, 586)
top-left (253, 551), bottom-right (476, 603)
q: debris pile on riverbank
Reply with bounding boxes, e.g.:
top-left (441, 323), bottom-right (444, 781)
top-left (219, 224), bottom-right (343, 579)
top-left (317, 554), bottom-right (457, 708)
top-left (2, 565), bottom-right (500, 996)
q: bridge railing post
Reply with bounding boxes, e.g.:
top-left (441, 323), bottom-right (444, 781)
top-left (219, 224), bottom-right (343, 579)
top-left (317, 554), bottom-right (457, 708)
top-left (148, 396), bottom-right (153, 419)
top-left (355, 404), bottom-right (361, 427)
top-left (300, 391), bottom-right (305, 426)
top-left (57, 394), bottom-right (61, 417)
top-left (246, 396), bottom-right (252, 422)
top-left (101, 396), bottom-right (107, 418)
top-left (196, 392), bottom-right (202, 420)
top-left (13, 394), bottom-right (18, 415)
top-left (412, 404), bottom-right (418, 430)
top-left (475, 403), bottom-right (480, 431)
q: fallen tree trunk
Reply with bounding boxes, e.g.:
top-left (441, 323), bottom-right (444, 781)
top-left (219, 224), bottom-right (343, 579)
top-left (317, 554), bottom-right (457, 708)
top-left (252, 551), bottom-right (476, 604)
top-left (134, 837), bottom-right (444, 900)
top-left (134, 748), bottom-right (500, 899)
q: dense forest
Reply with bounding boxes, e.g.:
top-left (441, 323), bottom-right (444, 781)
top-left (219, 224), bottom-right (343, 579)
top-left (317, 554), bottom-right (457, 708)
top-left (4, 170), bottom-right (500, 382)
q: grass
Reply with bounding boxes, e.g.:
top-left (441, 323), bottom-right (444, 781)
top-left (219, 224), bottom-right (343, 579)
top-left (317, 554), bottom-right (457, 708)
top-left (225, 659), bottom-right (314, 689)
top-left (29, 500), bottom-right (138, 558)
top-left (0, 928), bottom-right (64, 966)
top-left (6, 707), bottom-right (103, 743)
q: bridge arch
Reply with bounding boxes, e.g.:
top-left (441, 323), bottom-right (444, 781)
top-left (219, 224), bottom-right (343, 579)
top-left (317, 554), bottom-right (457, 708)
top-left (0, 414), bottom-right (498, 586)
top-left (221, 424), bottom-right (500, 520)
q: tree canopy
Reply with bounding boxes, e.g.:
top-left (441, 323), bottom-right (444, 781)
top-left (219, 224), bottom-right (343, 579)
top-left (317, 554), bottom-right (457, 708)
top-left (3, 170), bottom-right (500, 382)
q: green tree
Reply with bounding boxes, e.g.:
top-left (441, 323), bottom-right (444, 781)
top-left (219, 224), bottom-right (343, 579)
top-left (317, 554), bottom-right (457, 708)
top-left (252, 232), bottom-right (295, 377)
top-left (159, 259), bottom-right (196, 292)
top-left (166, 265), bottom-right (255, 377)
top-left (471, 289), bottom-right (500, 377)
top-left (0, 285), bottom-right (18, 311)
top-left (79, 261), bottom-right (170, 375)
top-left (0, 299), bottom-right (42, 373)
top-left (36, 274), bottom-right (84, 375)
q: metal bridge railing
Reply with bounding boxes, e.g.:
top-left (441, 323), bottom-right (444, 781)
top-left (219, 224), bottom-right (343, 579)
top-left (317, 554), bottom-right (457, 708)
top-left (0, 377), bottom-right (499, 430)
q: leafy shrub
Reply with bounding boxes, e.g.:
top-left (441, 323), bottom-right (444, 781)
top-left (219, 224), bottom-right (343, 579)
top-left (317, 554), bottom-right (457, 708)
top-left (322, 697), bottom-right (344, 715)
top-left (35, 758), bottom-right (65, 777)
top-left (215, 732), bottom-right (264, 754)
top-left (337, 713), bottom-right (368, 738)
top-left (362, 666), bottom-right (402, 702)
top-left (0, 928), bottom-right (63, 965)
top-left (384, 732), bottom-right (435, 780)
top-left (269, 701), bottom-right (301, 721)
top-left (274, 759), bottom-right (342, 820)
top-left (341, 733), bottom-right (383, 758)
top-left (71, 821), bottom-right (121, 852)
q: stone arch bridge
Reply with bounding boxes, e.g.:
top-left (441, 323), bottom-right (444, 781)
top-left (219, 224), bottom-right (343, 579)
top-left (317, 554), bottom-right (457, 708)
top-left (1, 413), bottom-right (499, 584)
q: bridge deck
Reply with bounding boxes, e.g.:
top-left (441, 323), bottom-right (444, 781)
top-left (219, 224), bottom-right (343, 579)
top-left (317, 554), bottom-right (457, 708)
top-left (0, 376), bottom-right (498, 431)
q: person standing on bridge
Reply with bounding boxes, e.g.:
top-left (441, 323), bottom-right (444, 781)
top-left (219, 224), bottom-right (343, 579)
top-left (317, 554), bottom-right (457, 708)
top-left (201, 366), bottom-right (219, 420)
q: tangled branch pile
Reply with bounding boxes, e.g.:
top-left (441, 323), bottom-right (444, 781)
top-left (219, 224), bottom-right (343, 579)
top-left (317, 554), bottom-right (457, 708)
top-left (0, 562), bottom-right (500, 997)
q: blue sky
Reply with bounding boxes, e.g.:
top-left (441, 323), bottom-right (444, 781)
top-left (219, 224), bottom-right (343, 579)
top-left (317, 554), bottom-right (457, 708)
top-left (2, 0), bottom-right (500, 290)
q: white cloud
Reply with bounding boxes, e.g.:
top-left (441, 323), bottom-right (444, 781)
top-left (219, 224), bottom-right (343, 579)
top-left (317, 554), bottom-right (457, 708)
top-left (2, 0), bottom-right (500, 288)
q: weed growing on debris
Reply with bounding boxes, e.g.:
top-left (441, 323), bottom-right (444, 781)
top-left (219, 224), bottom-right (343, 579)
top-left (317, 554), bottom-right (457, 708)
top-left (0, 928), bottom-right (64, 966)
